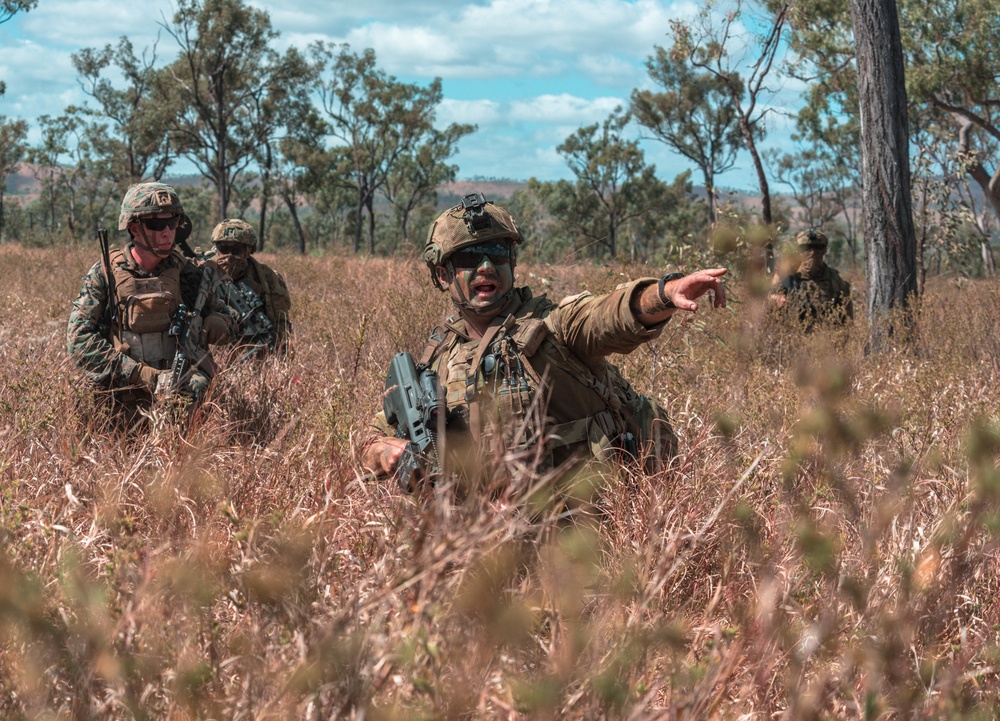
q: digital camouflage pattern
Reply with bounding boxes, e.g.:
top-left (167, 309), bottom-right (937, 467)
top-left (67, 244), bottom-right (234, 407)
top-left (372, 279), bottom-right (678, 479)
top-left (118, 182), bottom-right (184, 230)
top-left (212, 218), bottom-right (257, 250)
top-left (773, 265), bottom-right (854, 326)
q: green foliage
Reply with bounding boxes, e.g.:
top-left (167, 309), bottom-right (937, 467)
top-left (631, 44), bottom-right (743, 224)
top-left (311, 43), bottom-right (469, 255)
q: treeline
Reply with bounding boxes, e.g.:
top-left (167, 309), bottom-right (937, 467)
top-left (0, 0), bottom-right (997, 275)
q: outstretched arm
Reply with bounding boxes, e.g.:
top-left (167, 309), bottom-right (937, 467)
top-left (632, 268), bottom-right (728, 327)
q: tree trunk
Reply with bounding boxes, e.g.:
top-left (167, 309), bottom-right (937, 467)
top-left (703, 168), bottom-right (717, 224)
top-left (981, 238), bottom-right (995, 276)
top-left (352, 203), bottom-right (363, 253)
top-left (740, 116), bottom-right (772, 226)
top-left (849, 0), bottom-right (918, 353)
top-left (258, 198), bottom-right (268, 253)
top-left (281, 189), bottom-right (307, 255)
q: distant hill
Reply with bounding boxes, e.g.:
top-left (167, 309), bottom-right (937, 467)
top-left (4, 163), bottom-right (763, 211)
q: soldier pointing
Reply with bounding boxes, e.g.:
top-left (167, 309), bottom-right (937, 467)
top-left (360, 192), bottom-right (727, 488)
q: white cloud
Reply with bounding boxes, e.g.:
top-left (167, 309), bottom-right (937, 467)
top-left (0, 0), bottom-right (794, 187)
top-left (437, 98), bottom-right (504, 128)
top-left (508, 94), bottom-right (623, 124)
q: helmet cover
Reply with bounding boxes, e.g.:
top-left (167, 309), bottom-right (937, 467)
top-left (118, 182), bottom-right (184, 230)
top-left (795, 229), bottom-right (829, 249)
top-left (423, 193), bottom-right (524, 288)
top-left (212, 218), bottom-right (257, 251)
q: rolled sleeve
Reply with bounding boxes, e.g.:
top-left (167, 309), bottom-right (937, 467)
top-left (547, 278), bottom-right (666, 363)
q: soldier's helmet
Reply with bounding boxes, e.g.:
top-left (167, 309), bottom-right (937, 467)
top-left (796, 229), bottom-right (829, 249)
top-left (118, 182), bottom-right (183, 230)
top-left (212, 219), bottom-right (257, 252)
top-left (423, 192), bottom-right (524, 289)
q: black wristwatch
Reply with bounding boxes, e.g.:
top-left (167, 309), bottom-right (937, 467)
top-left (657, 272), bottom-right (686, 309)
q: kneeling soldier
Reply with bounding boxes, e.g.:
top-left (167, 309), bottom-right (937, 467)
top-left (67, 182), bottom-right (236, 425)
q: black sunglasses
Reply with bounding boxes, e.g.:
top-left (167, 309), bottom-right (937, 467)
top-left (140, 215), bottom-right (181, 231)
top-left (449, 243), bottom-right (513, 269)
top-left (215, 242), bottom-right (246, 255)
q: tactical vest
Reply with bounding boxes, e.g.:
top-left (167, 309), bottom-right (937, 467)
top-left (247, 257), bottom-right (291, 329)
top-left (779, 266), bottom-right (851, 324)
top-left (419, 291), bottom-right (675, 473)
top-left (109, 247), bottom-right (183, 369)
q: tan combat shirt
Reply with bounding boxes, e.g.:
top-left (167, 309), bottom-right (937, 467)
top-left (372, 278), bottom-right (666, 478)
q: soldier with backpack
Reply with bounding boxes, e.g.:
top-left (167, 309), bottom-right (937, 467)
top-left (359, 192), bottom-right (727, 489)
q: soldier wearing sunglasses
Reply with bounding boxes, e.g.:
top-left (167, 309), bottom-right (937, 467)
top-left (67, 182), bottom-right (237, 426)
top-left (205, 218), bottom-right (292, 356)
top-left (360, 193), bottom-right (727, 498)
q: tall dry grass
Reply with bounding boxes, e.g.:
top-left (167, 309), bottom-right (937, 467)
top-left (1, 242), bottom-right (1000, 719)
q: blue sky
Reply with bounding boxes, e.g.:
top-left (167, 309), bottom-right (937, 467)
top-left (0, 0), bottom-right (805, 191)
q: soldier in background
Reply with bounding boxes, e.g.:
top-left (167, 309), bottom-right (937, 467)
top-left (360, 192), bottom-right (727, 490)
top-left (67, 182), bottom-right (237, 425)
top-left (206, 219), bottom-right (292, 356)
top-left (769, 229), bottom-right (853, 327)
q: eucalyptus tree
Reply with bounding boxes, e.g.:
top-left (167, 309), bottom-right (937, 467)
top-left (769, 125), bottom-right (862, 264)
top-left (272, 100), bottom-right (329, 254)
top-left (0, 115), bottom-right (28, 241)
top-left (631, 45), bottom-right (742, 224)
top-left (903, 0), bottom-right (1000, 227)
top-left (849, 0), bottom-right (917, 350)
top-left (312, 43), bottom-right (466, 254)
top-left (669, 0), bottom-right (790, 228)
top-left (244, 46), bottom-right (319, 251)
top-left (27, 114), bottom-right (118, 237)
top-left (788, 0), bottom-right (1000, 249)
top-left (556, 107), bottom-right (670, 260)
top-left (382, 122), bottom-right (475, 250)
top-left (0, 0), bottom-right (34, 24)
top-left (71, 37), bottom-right (174, 186)
top-left (0, 0), bottom-right (36, 96)
top-left (159, 0), bottom-right (307, 218)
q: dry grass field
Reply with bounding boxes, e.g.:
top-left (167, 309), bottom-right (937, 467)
top-left (2, 242), bottom-right (1000, 719)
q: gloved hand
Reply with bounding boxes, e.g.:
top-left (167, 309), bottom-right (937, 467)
top-left (202, 312), bottom-right (236, 345)
top-left (154, 371), bottom-right (175, 396)
top-left (134, 363), bottom-right (165, 393)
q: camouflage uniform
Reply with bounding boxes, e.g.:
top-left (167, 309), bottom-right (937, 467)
top-left (375, 283), bottom-right (678, 475)
top-left (771, 229), bottom-right (853, 327)
top-left (206, 219), bottom-right (292, 355)
top-left (66, 183), bottom-right (235, 421)
top-left (369, 195), bottom-right (678, 485)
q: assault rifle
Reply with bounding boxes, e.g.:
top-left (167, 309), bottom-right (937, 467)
top-left (167, 266), bottom-right (214, 394)
top-left (214, 278), bottom-right (275, 359)
top-left (97, 228), bottom-right (118, 336)
top-left (383, 351), bottom-right (443, 492)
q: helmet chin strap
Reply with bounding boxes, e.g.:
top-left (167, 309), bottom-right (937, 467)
top-left (134, 223), bottom-right (173, 258)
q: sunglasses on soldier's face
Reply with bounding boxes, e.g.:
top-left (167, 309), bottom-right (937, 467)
top-left (140, 215), bottom-right (181, 231)
top-left (215, 242), bottom-right (245, 255)
top-left (449, 243), bottom-right (513, 269)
